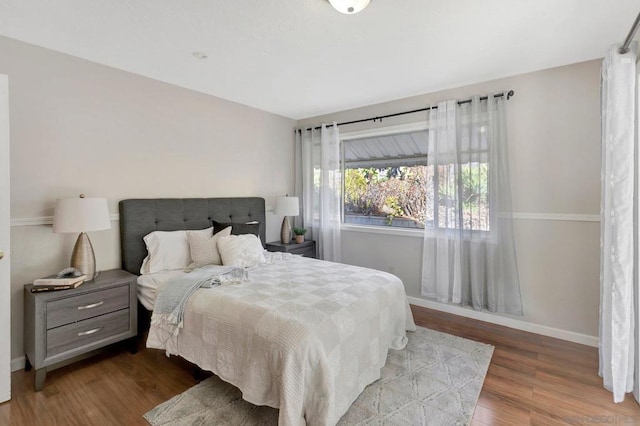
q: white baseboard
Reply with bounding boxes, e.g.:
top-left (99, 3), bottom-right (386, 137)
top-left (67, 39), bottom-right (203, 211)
top-left (11, 356), bottom-right (25, 372)
top-left (407, 296), bottom-right (599, 347)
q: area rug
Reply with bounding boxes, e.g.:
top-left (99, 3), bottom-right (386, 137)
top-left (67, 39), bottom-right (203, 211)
top-left (144, 326), bottom-right (494, 425)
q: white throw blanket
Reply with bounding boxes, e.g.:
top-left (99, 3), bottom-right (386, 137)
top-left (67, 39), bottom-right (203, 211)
top-left (150, 265), bottom-right (236, 350)
top-left (147, 255), bottom-right (415, 426)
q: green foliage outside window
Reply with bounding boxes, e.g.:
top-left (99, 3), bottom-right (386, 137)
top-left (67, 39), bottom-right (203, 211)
top-left (344, 162), bottom-right (489, 230)
top-left (344, 166), bottom-right (428, 227)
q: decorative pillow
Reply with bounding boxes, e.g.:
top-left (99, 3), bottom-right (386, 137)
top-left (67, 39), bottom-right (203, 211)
top-left (217, 234), bottom-right (266, 268)
top-left (185, 226), bottom-right (232, 272)
top-left (212, 220), bottom-right (260, 237)
top-left (140, 227), bottom-right (212, 274)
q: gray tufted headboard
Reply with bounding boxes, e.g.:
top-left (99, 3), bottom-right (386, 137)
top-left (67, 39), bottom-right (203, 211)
top-left (119, 198), bottom-right (266, 275)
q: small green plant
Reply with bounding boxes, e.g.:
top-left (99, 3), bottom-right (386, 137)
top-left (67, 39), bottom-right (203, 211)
top-left (382, 196), bottom-right (404, 226)
top-left (293, 227), bottom-right (307, 236)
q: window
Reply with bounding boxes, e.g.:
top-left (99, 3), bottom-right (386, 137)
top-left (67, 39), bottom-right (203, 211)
top-left (426, 162), bottom-right (490, 232)
top-left (342, 128), bottom-right (429, 229)
top-left (341, 124), bottom-right (490, 232)
top-left (425, 120), bottom-right (491, 233)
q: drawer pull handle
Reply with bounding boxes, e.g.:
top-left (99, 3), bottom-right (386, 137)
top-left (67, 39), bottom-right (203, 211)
top-left (77, 327), bottom-right (101, 337)
top-left (77, 301), bottom-right (104, 310)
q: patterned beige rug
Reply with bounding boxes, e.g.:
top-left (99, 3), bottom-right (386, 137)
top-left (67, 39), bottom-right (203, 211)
top-left (144, 327), bottom-right (493, 425)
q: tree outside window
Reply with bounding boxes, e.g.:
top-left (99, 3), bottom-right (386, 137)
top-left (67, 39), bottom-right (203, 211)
top-left (342, 130), bottom-right (490, 232)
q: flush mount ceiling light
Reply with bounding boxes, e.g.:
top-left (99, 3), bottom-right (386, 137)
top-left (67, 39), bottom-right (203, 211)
top-left (192, 51), bottom-right (208, 60)
top-left (328, 0), bottom-right (371, 14)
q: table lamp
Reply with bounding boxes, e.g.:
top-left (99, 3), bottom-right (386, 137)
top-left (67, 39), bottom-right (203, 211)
top-left (275, 196), bottom-right (299, 244)
top-left (53, 194), bottom-right (111, 279)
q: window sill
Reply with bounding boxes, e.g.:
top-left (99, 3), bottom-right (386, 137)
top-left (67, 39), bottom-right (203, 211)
top-left (340, 224), bottom-right (424, 238)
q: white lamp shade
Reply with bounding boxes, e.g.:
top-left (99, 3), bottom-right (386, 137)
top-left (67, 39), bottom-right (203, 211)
top-left (275, 196), bottom-right (300, 217)
top-left (329, 0), bottom-right (371, 14)
top-left (53, 197), bottom-right (111, 233)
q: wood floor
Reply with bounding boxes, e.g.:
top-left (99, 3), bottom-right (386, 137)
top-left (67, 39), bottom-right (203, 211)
top-left (410, 306), bottom-right (640, 426)
top-left (1, 305), bottom-right (639, 425)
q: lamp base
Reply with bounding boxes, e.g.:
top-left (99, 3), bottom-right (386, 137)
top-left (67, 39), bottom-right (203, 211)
top-left (70, 232), bottom-right (96, 280)
top-left (280, 217), bottom-right (291, 244)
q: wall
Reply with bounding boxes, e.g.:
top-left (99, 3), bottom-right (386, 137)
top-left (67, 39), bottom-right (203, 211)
top-left (298, 60), bottom-right (602, 343)
top-left (0, 36), bottom-right (296, 364)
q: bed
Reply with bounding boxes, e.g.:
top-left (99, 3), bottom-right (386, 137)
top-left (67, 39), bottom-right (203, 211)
top-left (119, 197), bottom-right (416, 426)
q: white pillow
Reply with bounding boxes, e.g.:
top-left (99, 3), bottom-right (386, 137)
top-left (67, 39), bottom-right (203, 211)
top-left (218, 234), bottom-right (266, 268)
top-left (140, 227), bottom-right (212, 274)
top-left (185, 226), bottom-right (232, 271)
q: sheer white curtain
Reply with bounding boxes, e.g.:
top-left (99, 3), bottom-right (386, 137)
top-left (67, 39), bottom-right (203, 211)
top-left (421, 95), bottom-right (522, 314)
top-left (294, 124), bottom-right (342, 262)
top-left (600, 43), bottom-right (637, 403)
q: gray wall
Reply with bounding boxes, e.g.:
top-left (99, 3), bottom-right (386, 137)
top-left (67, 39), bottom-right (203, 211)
top-left (3, 33), bottom-right (602, 364)
top-left (1, 36), bottom-right (296, 362)
top-left (298, 60), bottom-right (601, 339)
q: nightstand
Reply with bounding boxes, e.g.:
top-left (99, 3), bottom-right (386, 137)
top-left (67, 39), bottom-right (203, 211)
top-left (266, 240), bottom-right (317, 259)
top-left (24, 269), bottom-right (137, 391)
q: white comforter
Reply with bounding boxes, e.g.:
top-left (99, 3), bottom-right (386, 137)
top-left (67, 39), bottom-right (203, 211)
top-left (147, 255), bottom-right (416, 426)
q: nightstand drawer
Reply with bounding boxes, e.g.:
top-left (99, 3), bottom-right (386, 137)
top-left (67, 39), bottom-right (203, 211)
top-left (47, 309), bottom-right (130, 357)
top-left (266, 240), bottom-right (317, 259)
top-left (46, 285), bottom-right (130, 329)
top-left (289, 246), bottom-right (315, 258)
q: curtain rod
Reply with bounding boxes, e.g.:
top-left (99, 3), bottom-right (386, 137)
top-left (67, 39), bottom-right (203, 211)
top-left (619, 11), bottom-right (640, 54)
top-left (298, 90), bottom-right (514, 132)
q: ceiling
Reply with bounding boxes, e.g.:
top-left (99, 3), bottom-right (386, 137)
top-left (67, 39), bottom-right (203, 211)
top-left (0, 0), bottom-right (638, 119)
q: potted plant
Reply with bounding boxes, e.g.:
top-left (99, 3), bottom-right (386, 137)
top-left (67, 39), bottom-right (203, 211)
top-left (293, 227), bottom-right (307, 244)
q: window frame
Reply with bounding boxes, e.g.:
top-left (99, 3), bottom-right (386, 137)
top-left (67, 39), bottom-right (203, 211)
top-left (428, 161), bottom-right (491, 234)
top-left (340, 121), bottom-right (429, 235)
top-left (425, 119), bottom-right (493, 235)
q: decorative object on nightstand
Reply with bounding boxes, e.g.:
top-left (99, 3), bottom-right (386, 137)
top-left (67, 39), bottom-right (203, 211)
top-left (30, 276), bottom-right (86, 293)
top-left (53, 194), bottom-right (111, 280)
top-left (275, 195), bottom-right (299, 244)
top-left (266, 240), bottom-right (317, 259)
top-left (31, 268), bottom-right (87, 292)
top-left (293, 227), bottom-right (307, 244)
top-left (33, 268), bottom-right (85, 285)
top-left (23, 269), bottom-right (138, 391)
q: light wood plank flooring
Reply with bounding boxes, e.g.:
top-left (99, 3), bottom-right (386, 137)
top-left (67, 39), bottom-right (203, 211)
top-left (0, 305), bottom-right (638, 425)
top-left (410, 306), bottom-right (640, 425)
